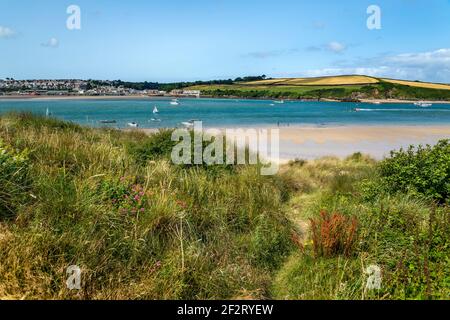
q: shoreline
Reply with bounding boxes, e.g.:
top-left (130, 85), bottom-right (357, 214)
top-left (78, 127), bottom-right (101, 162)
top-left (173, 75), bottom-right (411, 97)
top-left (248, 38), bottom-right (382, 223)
top-left (134, 125), bottom-right (450, 162)
top-left (1, 94), bottom-right (450, 104)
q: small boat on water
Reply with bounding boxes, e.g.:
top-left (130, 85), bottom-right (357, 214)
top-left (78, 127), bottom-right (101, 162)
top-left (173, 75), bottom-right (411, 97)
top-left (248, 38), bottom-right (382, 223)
top-left (414, 101), bottom-right (432, 108)
top-left (181, 119), bottom-right (199, 128)
top-left (170, 99), bottom-right (180, 106)
top-left (153, 106), bottom-right (159, 114)
top-left (127, 122), bottom-right (139, 128)
top-left (45, 108), bottom-right (52, 117)
top-left (274, 100), bottom-right (285, 104)
top-left (99, 120), bottom-right (117, 124)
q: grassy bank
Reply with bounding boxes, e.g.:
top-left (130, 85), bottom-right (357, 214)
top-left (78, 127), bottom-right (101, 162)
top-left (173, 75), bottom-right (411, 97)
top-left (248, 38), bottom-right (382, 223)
top-left (0, 113), bottom-right (448, 299)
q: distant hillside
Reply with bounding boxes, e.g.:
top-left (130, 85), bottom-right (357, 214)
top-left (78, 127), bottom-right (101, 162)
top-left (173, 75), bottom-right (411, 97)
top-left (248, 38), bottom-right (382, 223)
top-left (189, 75), bottom-right (450, 101)
top-left (244, 75), bottom-right (380, 86)
top-left (243, 75), bottom-right (450, 90)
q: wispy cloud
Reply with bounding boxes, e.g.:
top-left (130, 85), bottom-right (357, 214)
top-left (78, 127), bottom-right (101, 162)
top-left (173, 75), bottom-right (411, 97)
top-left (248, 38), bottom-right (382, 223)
top-left (242, 48), bottom-right (299, 59)
top-left (0, 26), bottom-right (16, 39)
top-left (312, 21), bottom-right (326, 30)
top-left (305, 41), bottom-right (348, 54)
top-left (41, 37), bottom-right (59, 48)
top-left (327, 41), bottom-right (346, 53)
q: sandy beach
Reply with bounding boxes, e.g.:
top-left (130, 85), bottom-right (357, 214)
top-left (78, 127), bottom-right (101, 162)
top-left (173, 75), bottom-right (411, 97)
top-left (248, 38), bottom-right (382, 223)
top-left (136, 125), bottom-right (450, 162)
top-left (274, 125), bottom-right (450, 161)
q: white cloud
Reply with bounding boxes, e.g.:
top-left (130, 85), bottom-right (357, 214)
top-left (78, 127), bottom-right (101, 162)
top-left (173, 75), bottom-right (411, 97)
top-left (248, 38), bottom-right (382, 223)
top-left (0, 26), bottom-right (16, 38)
top-left (41, 37), bottom-right (59, 48)
top-left (327, 41), bottom-right (346, 53)
top-left (282, 49), bottom-right (450, 83)
top-left (383, 48), bottom-right (450, 68)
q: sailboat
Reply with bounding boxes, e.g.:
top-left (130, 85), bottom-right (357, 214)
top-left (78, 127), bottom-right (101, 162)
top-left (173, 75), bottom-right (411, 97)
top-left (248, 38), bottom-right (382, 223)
top-left (45, 108), bottom-right (51, 117)
top-left (153, 106), bottom-right (159, 114)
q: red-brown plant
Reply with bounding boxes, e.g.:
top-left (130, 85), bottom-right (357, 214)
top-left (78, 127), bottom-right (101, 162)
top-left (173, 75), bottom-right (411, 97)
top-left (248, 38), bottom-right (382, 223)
top-left (310, 211), bottom-right (358, 258)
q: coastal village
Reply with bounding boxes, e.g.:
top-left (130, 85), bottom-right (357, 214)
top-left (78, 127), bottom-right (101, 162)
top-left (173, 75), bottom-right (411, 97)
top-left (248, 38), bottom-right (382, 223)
top-left (0, 79), bottom-right (201, 98)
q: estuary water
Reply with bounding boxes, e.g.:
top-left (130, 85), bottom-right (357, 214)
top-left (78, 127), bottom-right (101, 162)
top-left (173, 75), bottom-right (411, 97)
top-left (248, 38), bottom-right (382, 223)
top-left (1, 98), bottom-right (450, 128)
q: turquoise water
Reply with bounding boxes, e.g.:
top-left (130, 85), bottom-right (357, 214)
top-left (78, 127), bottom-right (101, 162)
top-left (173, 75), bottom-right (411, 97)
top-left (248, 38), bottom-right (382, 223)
top-left (1, 98), bottom-right (450, 128)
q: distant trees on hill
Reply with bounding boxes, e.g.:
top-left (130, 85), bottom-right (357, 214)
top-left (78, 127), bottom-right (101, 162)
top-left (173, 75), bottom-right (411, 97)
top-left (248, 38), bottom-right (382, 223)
top-left (86, 75), bottom-right (268, 92)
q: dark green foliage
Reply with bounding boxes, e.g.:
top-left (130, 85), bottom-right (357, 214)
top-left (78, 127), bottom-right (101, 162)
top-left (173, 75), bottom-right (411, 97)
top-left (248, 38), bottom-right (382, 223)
top-left (378, 139), bottom-right (450, 203)
top-left (126, 129), bottom-right (177, 163)
top-left (0, 141), bottom-right (31, 219)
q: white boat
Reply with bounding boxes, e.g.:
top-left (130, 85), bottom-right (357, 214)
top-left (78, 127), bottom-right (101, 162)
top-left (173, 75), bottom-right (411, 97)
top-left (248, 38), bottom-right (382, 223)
top-left (127, 122), bottom-right (139, 128)
top-left (45, 108), bottom-right (51, 117)
top-left (274, 100), bottom-right (285, 104)
top-left (153, 106), bottom-right (159, 114)
top-left (170, 100), bottom-right (180, 106)
top-left (372, 101), bottom-right (381, 105)
top-left (414, 101), bottom-right (432, 108)
top-left (181, 119), bottom-right (199, 128)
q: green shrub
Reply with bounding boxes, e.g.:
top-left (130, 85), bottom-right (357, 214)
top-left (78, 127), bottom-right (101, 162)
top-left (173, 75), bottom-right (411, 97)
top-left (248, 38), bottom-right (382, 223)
top-left (249, 214), bottom-right (294, 270)
top-left (378, 140), bottom-right (450, 203)
top-left (127, 129), bottom-right (176, 163)
top-left (0, 140), bottom-right (30, 219)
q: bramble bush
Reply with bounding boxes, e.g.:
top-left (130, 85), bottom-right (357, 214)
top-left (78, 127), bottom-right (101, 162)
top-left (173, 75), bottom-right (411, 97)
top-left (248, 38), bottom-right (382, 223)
top-left (377, 139), bottom-right (450, 203)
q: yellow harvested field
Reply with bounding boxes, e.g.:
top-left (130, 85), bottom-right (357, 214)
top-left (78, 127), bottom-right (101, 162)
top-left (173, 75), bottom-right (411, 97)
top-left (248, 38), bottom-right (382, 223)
top-left (382, 79), bottom-right (450, 90)
top-left (245, 75), bottom-right (379, 86)
top-left (244, 78), bottom-right (290, 85)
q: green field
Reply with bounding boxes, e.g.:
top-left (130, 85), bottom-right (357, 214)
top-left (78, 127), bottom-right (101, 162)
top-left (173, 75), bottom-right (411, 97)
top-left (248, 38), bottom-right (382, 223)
top-left (0, 113), bottom-right (449, 299)
top-left (189, 75), bottom-right (450, 101)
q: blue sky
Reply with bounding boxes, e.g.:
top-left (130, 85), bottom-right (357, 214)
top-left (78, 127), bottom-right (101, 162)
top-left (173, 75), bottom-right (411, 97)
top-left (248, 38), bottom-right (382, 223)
top-left (0, 0), bottom-right (449, 82)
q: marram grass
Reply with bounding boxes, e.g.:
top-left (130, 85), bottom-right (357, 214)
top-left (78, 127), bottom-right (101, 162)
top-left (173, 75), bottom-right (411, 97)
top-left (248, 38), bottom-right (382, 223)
top-left (0, 113), bottom-right (448, 300)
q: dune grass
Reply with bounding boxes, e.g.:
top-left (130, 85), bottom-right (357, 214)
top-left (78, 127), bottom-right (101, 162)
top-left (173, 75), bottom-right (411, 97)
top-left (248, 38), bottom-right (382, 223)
top-left (0, 113), bottom-right (294, 299)
top-left (273, 153), bottom-right (450, 300)
top-left (0, 113), bottom-right (448, 300)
